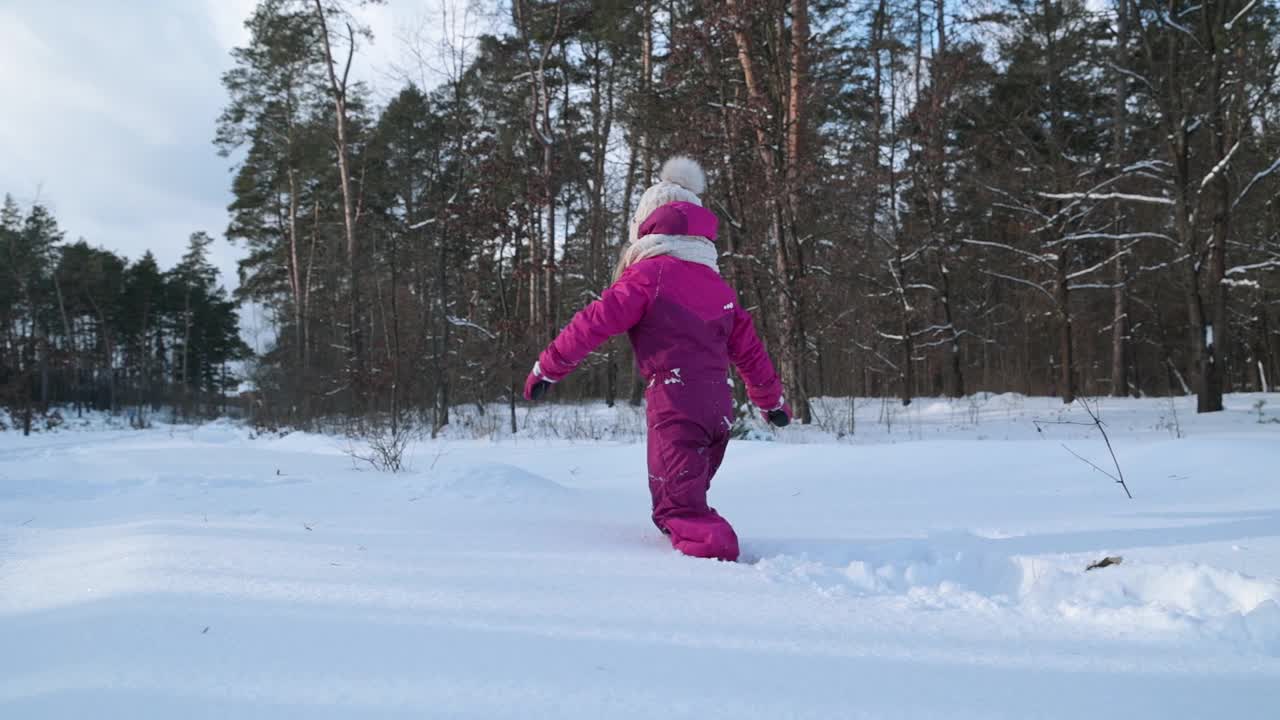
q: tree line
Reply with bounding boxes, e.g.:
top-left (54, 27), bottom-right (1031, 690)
top-left (224, 0), bottom-right (1280, 429)
top-left (8, 0), bottom-right (1280, 434)
top-left (1, 196), bottom-right (248, 434)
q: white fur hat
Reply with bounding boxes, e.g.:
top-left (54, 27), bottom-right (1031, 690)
top-left (628, 157), bottom-right (706, 243)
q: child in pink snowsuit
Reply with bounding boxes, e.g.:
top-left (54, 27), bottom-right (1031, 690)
top-left (523, 157), bottom-right (790, 562)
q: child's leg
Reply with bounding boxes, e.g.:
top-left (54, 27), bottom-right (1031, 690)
top-left (646, 389), bottom-right (739, 562)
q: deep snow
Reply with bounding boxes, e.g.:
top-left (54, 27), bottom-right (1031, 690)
top-left (2, 394), bottom-right (1280, 718)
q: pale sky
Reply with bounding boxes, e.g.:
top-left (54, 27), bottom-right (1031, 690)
top-left (0, 0), bottom-right (466, 303)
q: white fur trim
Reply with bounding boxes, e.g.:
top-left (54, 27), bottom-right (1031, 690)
top-left (532, 361), bottom-right (557, 382)
top-left (660, 156), bottom-right (706, 194)
top-left (618, 234), bottom-right (719, 274)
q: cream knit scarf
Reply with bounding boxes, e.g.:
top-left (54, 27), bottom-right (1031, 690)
top-left (613, 234), bottom-right (720, 280)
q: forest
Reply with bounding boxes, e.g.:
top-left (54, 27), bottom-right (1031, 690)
top-left (1, 197), bottom-right (247, 433)
top-left (4, 0), bottom-right (1280, 433)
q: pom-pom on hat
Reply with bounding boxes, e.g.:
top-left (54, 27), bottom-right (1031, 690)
top-left (628, 156), bottom-right (707, 243)
top-left (659, 156), bottom-right (706, 194)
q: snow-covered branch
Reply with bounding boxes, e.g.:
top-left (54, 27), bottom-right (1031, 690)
top-left (1232, 156), bottom-right (1280, 210)
top-left (1067, 245), bottom-right (1133, 281)
top-left (1226, 0), bottom-right (1260, 30)
top-left (1107, 62), bottom-right (1156, 92)
top-left (980, 270), bottom-right (1057, 303)
top-left (1225, 259), bottom-right (1280, 276)
top-left (961, 239), bottom-right (1056, 266)
top-left (1060, 231), bottom-right (1174, 244)
top-left (447, 315), bottom-right (496, 339)
top-left (1198, 139), bottom-right (1242, 194)
top-left (1037, 191), bottom-right (1174, 206)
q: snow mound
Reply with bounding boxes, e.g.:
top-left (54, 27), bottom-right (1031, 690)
top-left (188, 420), bottom-right (253, 444)
top-left (1243, 600), bottom-right (1280, 655)
top-left (1020, 557), bottom-right (1278, 619)
top-left (746, 535), bottom-right (1280, 651)
top-left (420, 463), bottom-right (569, 502)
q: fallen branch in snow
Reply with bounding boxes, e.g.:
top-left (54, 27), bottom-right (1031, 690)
top-left (1085, 556), bottom-right (1123, 571)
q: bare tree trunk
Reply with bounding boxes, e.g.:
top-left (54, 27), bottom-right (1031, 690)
top-left (182, 289), bottom-right (191, 418)
top-left (287, 169), bottom-right (306, 372)
top-left (588, 41), bottom-right (617, 404)
top-left (1199, 2), bottom-right (1234, 413)
top-left (52, 270), bottom-right (80, 416)
top-left (784, 0), bottom-right (812, 421)
top-left (432, 225), bottom-right (450, 437)
top-left (868, 0), bottom-right (886, 241)
top-left (313, 1), bottom-right (364, 412)
top-left (627, 0), bottom-right (655, 408)
top-left (1056, 249), bottom-right (1075, 404)
top-left (640, 0), bottom-right (653, 186)
top-left (928, 0), bottom-right (964, 398)
top-left (515, 0), bottom-right (564, 346)
top-left (727, 0), bottom-right (809, 421)
top-left (1109, 0), bottom-right (1132, 398)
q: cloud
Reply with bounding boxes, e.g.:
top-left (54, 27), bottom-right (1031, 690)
top-left (0, 2), bottom-right (237, 287)
top-left (0, 0), bottom-right (470, 310)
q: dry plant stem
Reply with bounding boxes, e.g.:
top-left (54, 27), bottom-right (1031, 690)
top-left (1076, 398), bottom-right (1134, 499)
top-left (1034, 398), bottom-right (1134, 499)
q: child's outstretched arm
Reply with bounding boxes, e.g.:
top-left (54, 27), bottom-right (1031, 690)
top-left (728, 302), bottom-right (791, 426)
top-left (524, 266), bottom-right (656, 400)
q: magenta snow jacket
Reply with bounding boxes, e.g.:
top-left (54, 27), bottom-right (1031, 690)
top-left (536, 205), bottom-right (783, 411)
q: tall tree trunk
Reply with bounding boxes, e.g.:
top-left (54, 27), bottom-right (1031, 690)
top-left (1109, 0), bottom-right (1132, 398)
top-left (783, 0), bottom-right (812, 421)
top-left (432, 226), bottom-right (450, 436)
top-left (727, 0), bottom-right (809, 421)
top-left (627, 0), bottom-right (655, 408)
top-left (52, 270), bottom-right (80, 416)
top-left (516, 0), bottom-right (564, 346)
top-left (930, 0), bottom-right (964, 398)
top-left (287, 169), bottom-right (305, 373)
top-left (182, 289), bottom-right (191, 418)
top-left (1056, 248), bottom-right (1075, 404)
top-left (313, 1), bottom-right (364, 411)
top-left (1199, 2), bottom-right (1234, 413)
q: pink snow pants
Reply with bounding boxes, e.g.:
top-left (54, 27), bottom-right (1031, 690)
top-left (646, 372), bottom-right (740, 562)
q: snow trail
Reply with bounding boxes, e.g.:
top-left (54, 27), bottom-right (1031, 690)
top-left (2, 394), bottom-right (1279, 717)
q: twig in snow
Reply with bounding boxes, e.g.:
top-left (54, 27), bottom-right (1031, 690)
top-left (429, 444), bottom-right (449, 471)
top-left (1060, 443), bottom-right (1121, 484)
top-left (1035, 399), bottom-right (1134, 499)
top-left (1085, 556), bottom-right (1123, 571)
top-left (1033, 419), bottom-right (1099, 430)
top-left (1076, 399), bottom-right (1132, 499)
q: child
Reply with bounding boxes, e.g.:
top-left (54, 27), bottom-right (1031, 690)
top-left (523, 157), bottom-right (790, 562)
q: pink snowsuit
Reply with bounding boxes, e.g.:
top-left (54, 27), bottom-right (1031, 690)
top-left (536, 202), bottom-right (783, 562)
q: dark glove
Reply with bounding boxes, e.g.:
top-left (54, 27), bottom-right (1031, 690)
top-left (523, 362), bottom-right (555, 401)
top-left (763, 400), bottom-right (792, 427)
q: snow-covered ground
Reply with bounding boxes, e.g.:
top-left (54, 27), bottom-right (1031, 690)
top-left (2, 394), bottom-right (1280, 718)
